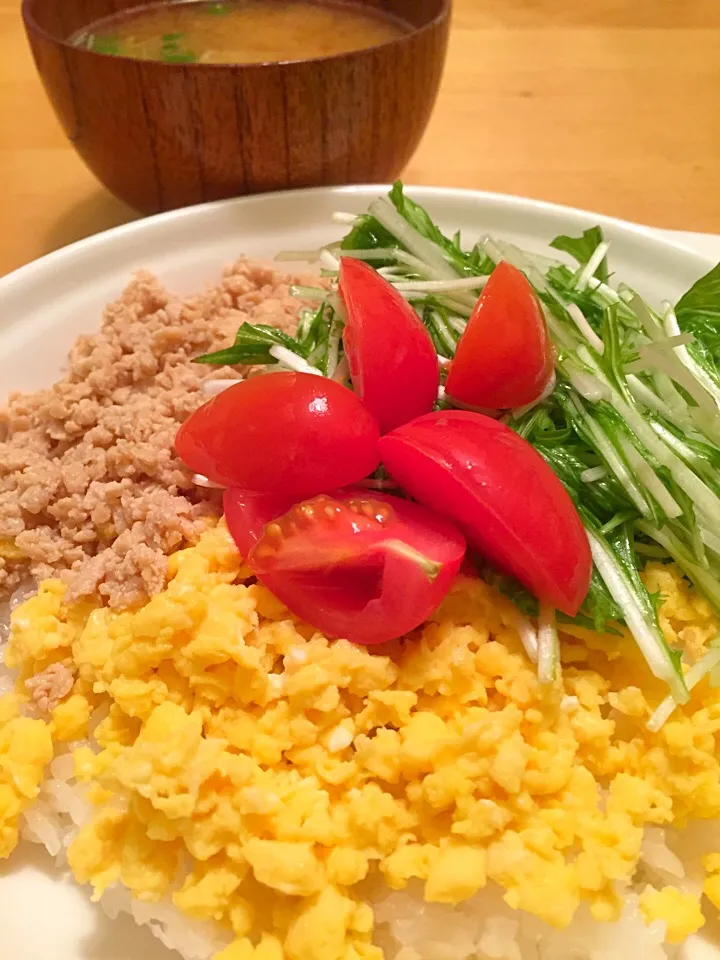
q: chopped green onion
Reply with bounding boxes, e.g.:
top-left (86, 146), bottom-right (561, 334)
top-left (162, 51), bottom-right (199, 64)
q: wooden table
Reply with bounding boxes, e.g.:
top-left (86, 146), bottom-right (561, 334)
top-left (2, 0), bottom-right (720, 277)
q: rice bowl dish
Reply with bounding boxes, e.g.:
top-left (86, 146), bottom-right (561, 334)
top-left (3, 186), bottom-right (720, 960)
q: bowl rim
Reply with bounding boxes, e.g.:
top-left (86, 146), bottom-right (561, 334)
top-left (21, 0), bottom-right (451, 70)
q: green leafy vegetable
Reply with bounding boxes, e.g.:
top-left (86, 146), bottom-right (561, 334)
top-left (676, 263), bottom-right (720, 336)
top-left (676, 262), bottom-right (720, 373)
top-left (483, 570), bottom-right (539, 618)
top-left (195, 323), bottom-right (307, 366)
top-left (353, 188), bottom-right (718, 703)
top-left (340, 216), bottom-right (399, 266)
top-left (571, 566), bottom-right (623, 634)
top-left (200, 183), bottom-right (720, 715)
top-left (388, 182), bottom-right (494, 278)
top-left (550, 226), bottom-right (610, 284)
top-left (194, 299), bottom-right (342, 375)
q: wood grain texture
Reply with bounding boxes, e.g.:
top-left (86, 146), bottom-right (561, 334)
top-left (21, 0), bottom-right (450, 214)
top-left (2, 0), bottom-right (720, 276)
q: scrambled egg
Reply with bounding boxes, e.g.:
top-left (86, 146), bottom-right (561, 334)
top-left (2, 522), bottom-right (720, 957)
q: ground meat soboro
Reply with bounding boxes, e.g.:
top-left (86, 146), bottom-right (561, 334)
top-left (0, 260), bottom-right (313, 608)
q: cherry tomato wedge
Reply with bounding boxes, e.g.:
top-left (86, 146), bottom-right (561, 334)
top-left (446, 261), bottom-right (553, 409)
top-left (175, 371), bottom-right (380, 496)
top-left (378, 410), bottom-right (592, 616)
top-left (339, 258), bottom-right (439, 433)
top-left (224, 491), bottom-right (294, 561)
top-left (224, 487), bottom-right (466, 645)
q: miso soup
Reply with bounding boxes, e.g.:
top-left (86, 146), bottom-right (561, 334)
top-left (70, 0), bottom-right (410, 65)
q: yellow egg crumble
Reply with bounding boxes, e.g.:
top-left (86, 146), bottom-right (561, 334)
top-left (2, 521), bottom-right (720, 957)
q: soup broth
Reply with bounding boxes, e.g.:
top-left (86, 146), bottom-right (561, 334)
top-left (70, 0), bottom-right (410, 64)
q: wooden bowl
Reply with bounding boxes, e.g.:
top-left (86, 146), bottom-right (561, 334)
top-left (22, 0), bottom-right (450, 214)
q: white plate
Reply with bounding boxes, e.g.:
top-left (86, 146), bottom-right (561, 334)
top-left (0, 186), bottom-right (717, 960)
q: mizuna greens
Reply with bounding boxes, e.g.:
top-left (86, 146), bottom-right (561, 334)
top-left (197, 183), bottom-right (720, 718)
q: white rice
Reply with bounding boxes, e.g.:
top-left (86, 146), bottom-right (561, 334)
top-left (1, 591), bottom-right (228, 960)
top-left (372, 882), bottom-right (669, 960)
top-left (368, 822), bottom-right (720, 959)
top-left (101, 885), bottom-right (232, 960)
top-left (2, 600), bottom-right (720, 960)
top-left (13, 719), bottom-right (230, 960)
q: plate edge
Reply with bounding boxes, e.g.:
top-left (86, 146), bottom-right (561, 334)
top-left (1, 185), bottom-right (715, 294)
